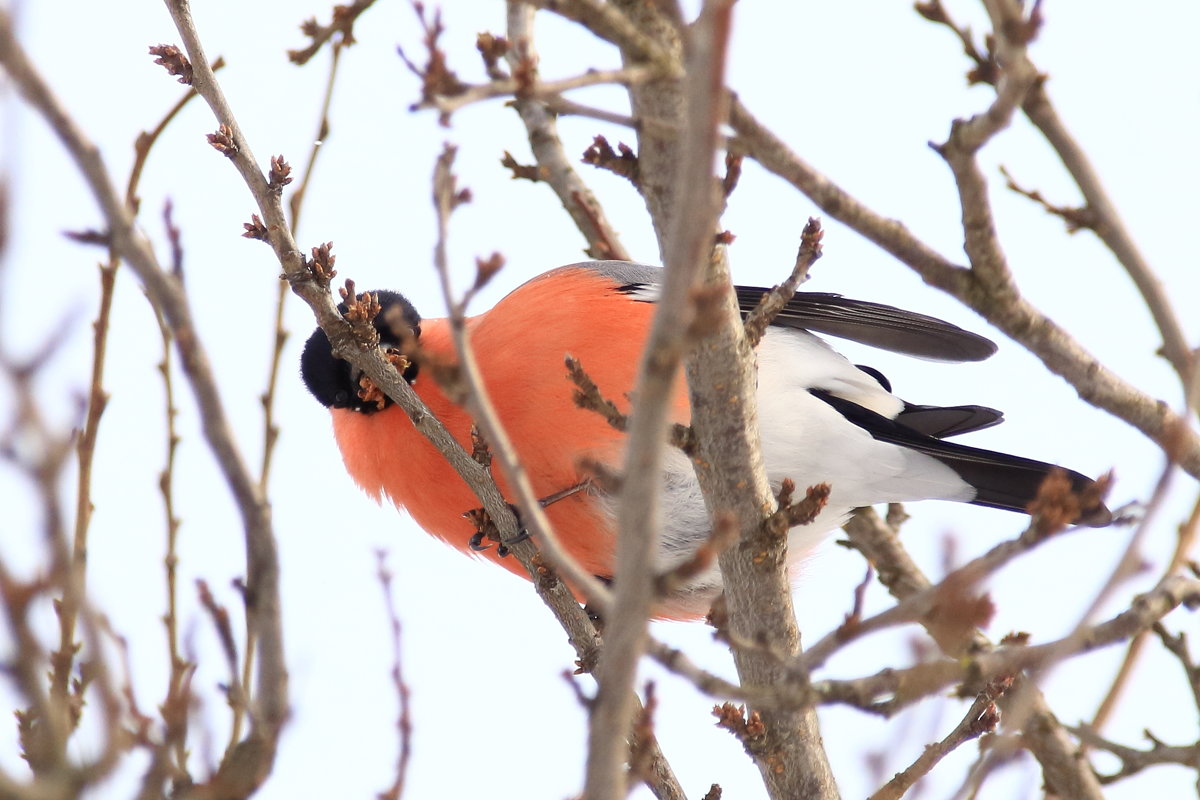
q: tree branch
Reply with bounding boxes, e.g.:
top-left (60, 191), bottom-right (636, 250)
top-left (505, 4), bottom-right (632, 261)
top-left (867, 690), bottom-right (1002, 800)
top-left (728, 94), bottom-right (1200, 478)
top-left (612, 1), bottom-right (840, 796)
top-left (841, 508), bottom-right (1106, 798)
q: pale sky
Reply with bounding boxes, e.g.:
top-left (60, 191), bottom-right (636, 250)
top-left (3, 1), bottom-right (1198, 798)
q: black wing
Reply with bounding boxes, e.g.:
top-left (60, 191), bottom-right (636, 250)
top-left (735, 287), bottom-right (997, 362)
top-left (582, 261), bottom-right (997, 362)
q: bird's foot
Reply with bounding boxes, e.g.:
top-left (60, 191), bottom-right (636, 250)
top-left (464, 503), bottom-right (528, 557)
top-left (462, 479), bottom-right (590, 556)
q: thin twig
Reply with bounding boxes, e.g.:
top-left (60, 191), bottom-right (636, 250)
top-left (868, 690), bottom-right (1002, 800)
top-left (429, 144), bottom-right (687, 800)
top-left (581, 1), bottom-right (733, 796)
top-left (55, 256), bottom-right (115, 708)
top-left (813, 575), bottom-right (1200, 717)
top-left (505, 4), bottom-right (631, 261)
top-left (998, 164), bottom-right (1097, 232)
top-left (1021, 79), bottom-right (1195, 385)
top-left (841, 507), bottom-right (1105, 798)
top-left (542, 95), bottom-right (637, 128)
top-left (430, 146), bottom-right (613, 617)
top-left (153, 291), bottom-right (191, 786)
top-left (423, 64), bottom-right (657, 120)
top-left (2, 8), bottom-right (289, 794)
top-left (1069, 723), bottom-right (1200, 784)
top-left (259, 20), bottom-right (346, 496)
top-left (375, 551), bottom-right (413, 800)
top-left (1091, 491), bottom-right (1200, 732)
top-left (526, 0), bottom-right (680, 75)
top-left (808, 478), bottom-right (1109, 672)
top-left (195, 580), bottom-right (247, 749)
top-left (918, 0), bottom-right (1195, 388)
top-left (287, 0), bottom-right (378, 66)
top-left (52, 44), bottom-right (220, 744)
top-left (727, 94), bottom-right (1200, 479)
top-left (742, 217), bottom-right (823, 347)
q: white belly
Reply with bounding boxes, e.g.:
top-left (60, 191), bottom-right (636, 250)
top-left (617, 327), bottom-right (975, 616)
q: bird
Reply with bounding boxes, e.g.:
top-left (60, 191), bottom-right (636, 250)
top-left (300, 260), bottom-right (1111, 619)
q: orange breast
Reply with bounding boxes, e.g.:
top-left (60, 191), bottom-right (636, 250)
top-left (330, 266), bottom-right (685, 583)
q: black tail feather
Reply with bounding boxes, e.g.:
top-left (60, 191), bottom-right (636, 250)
top-left (810, 390), bottom-right (1111, 526)
top-left (896, 403), bottom-right (1004, 438)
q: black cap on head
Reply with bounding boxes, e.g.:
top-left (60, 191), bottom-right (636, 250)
top-left (300, 290), bottom-right (422, 413)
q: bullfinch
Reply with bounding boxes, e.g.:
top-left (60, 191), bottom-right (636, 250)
top-left (300, 261), bottom-right (1111, 619)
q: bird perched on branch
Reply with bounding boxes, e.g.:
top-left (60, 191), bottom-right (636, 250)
top-left (301, 261), bottom-right (1111, 619)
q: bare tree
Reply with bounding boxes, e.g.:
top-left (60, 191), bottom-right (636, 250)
top-left (0, 1), bottom-right (1197, 799)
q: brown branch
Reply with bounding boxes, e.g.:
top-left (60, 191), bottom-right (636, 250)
top-left (1020, 79), bottom-right (1195, 385)
top-left (808, 474), bottom-right (1110, 671)
top-left (52, 51), bottom-right (219, 759)
top-left (161, 1), bottom-right (304, 279)
top-left (430, 146), bottom-right (613, 616)
top-left (868, 689), bottom-right (1003, 800)
top-left (577, 2), bottom-right (745, 798)
top-left (728, 93), bottom-right (1200, 479)
top-left (196, 580), bottom-right (246, 728)
top-left (841, 507), bottom-right (1106, 798)
top-left (814, 575), bottom-right (1200, 718)
top-left (913, 0), bottom-right (998, 86)
top-left (655, 513), bottom-right (739, 599)
top-left (1, 8), bottom-right (290, 795)
top-left (928, 0), bottom-right (1040, 303)
top-left (742, 217), bottom-right (823, 347)
top-left (505, 4), bottom-right (631, 261)
top-left (609, 1), bottom-right (838, 797)
top-left (628, 683), bottom-right (685, 800)
top-left (375, 552), bottom-right (413, 800)
top-left (287, 0), bottom-right (377, 65)
top-left (1069, 724), bottom-right (1200, 784)
top-left (543, 95), bottom-right (637, 128)
top-left (726, 95), bottom-right (969, 289)
top-left (581, 135), bottom-right (641, 187)
top-left (920, 0), bottom-right (1195, 386)
top-left (998, 164), bottom-right (1097, 232)
top-left (55, 257), bottom-right (114, 711)
top-left (129, 56), bottom-right (226, 210)
top-left (692, 242), bottom-right (843, 788)
top-left (528, 0), bottom-right (680, 76)
top-left (1153, 621), bottom-right (1200, 715)
top-left (430, 144), bottom-right (686, 800)
top-left (568, 357), bottom-right (697, 457)
top-left (152, 296), bottom-right (191, 787)
top-left (261, 25), bottom-right (347, 498)
top-left (566, 354), bottom-right (628, 432)
top-left (644, 636), bottom-right (820, 710)
top-left (421, 63), bottom-right (657, 120)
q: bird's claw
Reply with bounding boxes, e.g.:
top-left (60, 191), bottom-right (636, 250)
top-left (495, 528), bottom-right (530, 558)
top-left (464, 503), bottom-right (528, 556)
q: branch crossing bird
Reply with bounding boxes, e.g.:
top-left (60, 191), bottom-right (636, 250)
top-left (301, 261), bottom-right (1111, 619)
